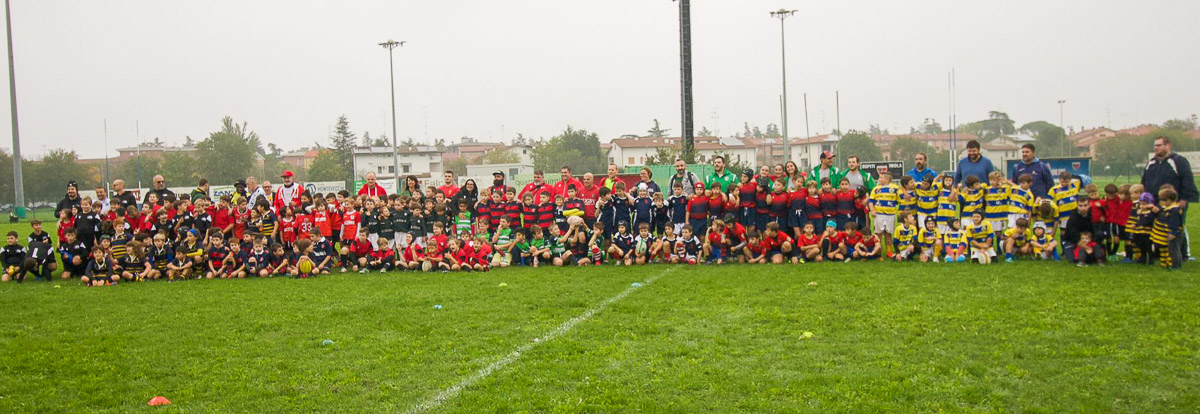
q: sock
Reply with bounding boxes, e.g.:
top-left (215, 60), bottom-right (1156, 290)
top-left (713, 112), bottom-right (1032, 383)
top-left (1005, 253), bottom-right (1013, 260)
top-left (1051, 250), bottom-right (1060, 260)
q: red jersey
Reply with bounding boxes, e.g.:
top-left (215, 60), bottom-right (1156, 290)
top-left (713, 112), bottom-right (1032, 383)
top-left (328, 204), bottom-right (343, 234)
top-left (296, 213), bottom-right (315, 238)
top-left (57, 217), bottom-right (75, 242)
top-left (1105, 196), bottom-right (1132, 226)
top-left (313, 211), bottom-right (332, 237)
top-left (805, 193), bottom-right (823, 220)
top-left (818, 192), bottom-right (837, 218)
top-left (746, 239), bottom-right (769, 256)
top-left (822, 231), bottom-right (845, 246)
top-left (738, 182), bottom-right (758, 209)
top-left (231, 207), bottom-right (250, 239)
top-left (452, 246), bottom-right (475, 265)
top-left (346, 238), bottom-right (372, 258)
top-left (428, 234), bottom-right (449, 253)
top-left (835, 189), bottom-right (856, 215)
top-left (843, 231), bottom-right (863, 247)
top-left (796, 233), bottom-right (820, 247)
top-left (212, 208), bottom-right (232, 234)
top-left (340, 210), bottom-right (360, 240)
top-left (402, 244), bottom-right (425, 262)
top-left (279, 217), bottom-right (297, 243)
top-left (370, 248), bottom-right (394, 262)
top-left (722, 222), bottom-right (746, 246)
top-left (763, 231), bottom-right (792, 250)
top-left (687, 195), bottom-right (710, 220)
top-left (1089, 199), bottom-right (1107, 223)
top-left (859, 235), bottom-right (878, 250)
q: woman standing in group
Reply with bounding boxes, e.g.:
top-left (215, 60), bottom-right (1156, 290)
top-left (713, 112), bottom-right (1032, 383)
top-left (783, 161), bottom-right (806, 190)
top-left (636, 167), bottom-right (662, 197)
top-left (399, 176), bottom-right (421, 198)
top-left (453, 179), bottom-right (480, 215)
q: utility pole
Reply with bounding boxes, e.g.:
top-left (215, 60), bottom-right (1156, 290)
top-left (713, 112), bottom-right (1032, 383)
top-left (1058, 100), bottom-right (1066, 156)
top-left (771, 9), bottom-right (796, 163)
top-left (678, 0), bottom-right (695, 162)
top-left (5, 0), bottom-right (23, 216)
top-left (380, 40), bottom-right (405, 188)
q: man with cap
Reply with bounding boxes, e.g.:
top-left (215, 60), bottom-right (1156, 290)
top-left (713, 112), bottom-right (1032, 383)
top-left (55, 181), bottom-right (82, 218)
top-left (273, 171), bottom-right (305, 212)
top-left (486, 171), bottom-right (509, 200)
top-left (231, 179), bottom-right (248, 205)
top-left (357, 172), bottom-right (388, 198)
top-left (809, 150), bottom-right (844, 188)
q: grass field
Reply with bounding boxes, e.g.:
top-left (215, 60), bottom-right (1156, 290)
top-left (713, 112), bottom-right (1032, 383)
top-left (0, 212), bottom-right (1197, 412)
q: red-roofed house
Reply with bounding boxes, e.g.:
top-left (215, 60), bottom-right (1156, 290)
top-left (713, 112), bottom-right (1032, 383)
top-left (1068, 128), bottom-right (1116, 158)
top-left (606, 136), bottom-right (756, 168)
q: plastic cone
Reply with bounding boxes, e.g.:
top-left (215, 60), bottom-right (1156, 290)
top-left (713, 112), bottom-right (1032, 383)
top-left (148, 396), bottom-right (171, 406)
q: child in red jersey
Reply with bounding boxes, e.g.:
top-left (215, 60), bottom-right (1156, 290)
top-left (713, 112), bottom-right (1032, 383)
top-left (852, 224), bottom-right (881, 261)
top-left (842, 221), bottom-right (864, 263)
top-left (804, 181), bottom-right (823, 235)
top-left (819, 219), bottom-right (846, 262)
top-left (817, 178), bottom-right (837, 233)
top-left (742, 231), bottom-right (767, 264)
top-left (795, 222), bottom-right (822, 263)
top-left (835, 177), bottom-right (856, 230)
top-left (704, 219), bottom-right (728, 264)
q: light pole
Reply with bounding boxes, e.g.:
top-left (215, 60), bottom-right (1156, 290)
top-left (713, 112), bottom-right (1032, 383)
top-left (1057, 99), bottom-right (1066, 156)
top-left (380, 39), bottom-right (405, 189)
top-left (771, 9), bottom-right (796, 163)
top-left (5, 0), bottom-right (24, 216)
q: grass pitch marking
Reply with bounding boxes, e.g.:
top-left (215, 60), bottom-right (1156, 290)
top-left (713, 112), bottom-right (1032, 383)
top-left (405, 266), bottom-right (678, 413)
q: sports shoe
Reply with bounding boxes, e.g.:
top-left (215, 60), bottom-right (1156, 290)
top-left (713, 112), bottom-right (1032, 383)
top-left (380, 269), bottom-right (386, 273)
top-left (340, 267), bottom-right (347, 273)
top-left (956, 256), bottom-right (966, 262)
top-left (1005, 258), bottom-right (1014, 263)
top-left (1076, 262), bottom-right (1086, 268)
top-left (359, 269), bottom-right (367, 274)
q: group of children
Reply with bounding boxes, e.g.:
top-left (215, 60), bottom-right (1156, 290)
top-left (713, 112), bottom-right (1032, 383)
top-left (0, 170), bottom-right (1187, 286)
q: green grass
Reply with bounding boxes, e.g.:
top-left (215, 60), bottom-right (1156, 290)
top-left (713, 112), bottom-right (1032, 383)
top-left (0, 212), bottom-right (1197, 412)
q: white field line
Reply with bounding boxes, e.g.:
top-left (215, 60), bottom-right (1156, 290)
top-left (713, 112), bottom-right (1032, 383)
top-left (405, 266), bottom-right (678, 414)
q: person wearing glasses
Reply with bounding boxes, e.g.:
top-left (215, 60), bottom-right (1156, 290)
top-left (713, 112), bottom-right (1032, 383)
top-left (143, 175), bottom-right (176, 207)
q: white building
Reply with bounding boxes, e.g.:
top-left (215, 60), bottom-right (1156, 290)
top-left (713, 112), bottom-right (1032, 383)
top-left (466, 163), bottom-right (536, 179)
top-left (607, 136), bottom-right (756, 168)
top-left (353, 146), bottom-right (443, 180)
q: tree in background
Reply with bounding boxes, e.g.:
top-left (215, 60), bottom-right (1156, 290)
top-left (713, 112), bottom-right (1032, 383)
top-left (1018, 121), bottom-right (1067, 157)
top-left (1162, 115), bottom-right (1197, 131)
top-left (114, 156), bottom-right (163, 191)
top-left (643, 146), bottom-right (679, 166)
top-left (195, 117), bottom-right (259, 185)
top-left (478, 148), bottom-right (519, 165)
top-left (647, 119), bottom-right (670, 138)
top-left (28, 150), bottom-right (87, 202)
top-left (697, 126), bottom-right (713, 137)
top-left (889, 137), bottom-right (936, 165)
top-left (160, 152), bottom-right (199, 185)
top-left (764, 123), bottom-right (781, 139)
top-left (960, 111), bottom-right (1016, 140)
top-left (835, 131), bottom-right (883, 167)
top-left (531, 126), bottom-right (606, 174)
top-left (910, 118), bottom-right (944, 134)
top-left (307, 149), bottom-right (348, 182)
top-left (1094, 128), bottom-right (1197, 179)
top-left (329, 115), bottom-right (357, 176)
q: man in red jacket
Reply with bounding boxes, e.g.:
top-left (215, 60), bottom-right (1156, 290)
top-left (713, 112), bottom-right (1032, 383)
top-left (357, 172), bottom-right (388, 198)
top-left (273, 171), bottom-right (305, 213)
top-left (550, 166), bottom-right (584, 199)
top-left (518, 170), bottom-right (552, 202)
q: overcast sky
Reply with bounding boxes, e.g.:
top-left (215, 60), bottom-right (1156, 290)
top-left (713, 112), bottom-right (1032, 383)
top-left (0, 0), bottom-right (1196, 159)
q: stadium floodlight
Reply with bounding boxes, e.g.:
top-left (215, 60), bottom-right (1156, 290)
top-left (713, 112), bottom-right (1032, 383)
top-left (770, 9), bottom-right (796, 163)
top-left (379, 40), bottom-right (405, 189)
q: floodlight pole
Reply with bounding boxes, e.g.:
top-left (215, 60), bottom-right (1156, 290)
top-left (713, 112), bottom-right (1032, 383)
top-left (678, 0), bottom-right (695, 163)
top-left (380, 40), bottom-right (405, 188)
top-left (771, 9), bottom-right (796, 163)
top-left (5, 0), bottom-right (23, 212)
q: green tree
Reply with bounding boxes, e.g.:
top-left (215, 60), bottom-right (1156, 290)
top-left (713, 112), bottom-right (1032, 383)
top-left (910, 118), bottom-right (943, 134)
top-left (444, 158), bottom-right (469, 176)
top-left (114, 155), bottom-right (163, 189)
top-left (1162, 115), bottom-right (1197, 131)
top-left (1018, 121), bottom-right (1067, 157)
top-left (643, 146), bottom-right (680, 165)
top-left (28, 150), bottom-right (87, 202)
top-left (329, 115), bottom-right (357, 175)
top-left (697, 126), bottom-right (713, 137)
top-left (194, 117), bottom-right (259, 185)
top-left (531, 126), bottom-right (606, 174)
top-left (836, 131), bottom-right (883, 166)
top-left (961, 111), bottom-right (1016, 140)
top-left (647, 119), bottom-right (670, 138)
top-left (307, 149), bottom-right (348, 182)
top-left (764, 123), bottom-right (781, 139)
top-left (889, 137), bottom-right (936, 166)
top-left (160, 152), bottom-right (198, 185)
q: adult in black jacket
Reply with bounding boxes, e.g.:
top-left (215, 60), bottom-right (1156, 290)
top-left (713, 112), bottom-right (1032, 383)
top-left (1060, 195), bottom-right (1101, 263)
top-left (1142, 136), bottom-right (1196, 259)
top-left (54, 182), bottom-right (82, 218)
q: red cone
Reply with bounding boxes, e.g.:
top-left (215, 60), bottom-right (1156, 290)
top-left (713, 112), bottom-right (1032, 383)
top-left (148, 396), bottom-right (171, 406)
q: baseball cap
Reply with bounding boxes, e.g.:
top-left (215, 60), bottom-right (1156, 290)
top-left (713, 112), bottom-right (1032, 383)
top-left (742, 169), bottom-right (755, 178)
top-left (281, 171), bottom-right (294, 178)
top-left (820, 150), bottom-right (836, 160)
top-left (493, 171), bottom-right (505, 177)
top-left (235, 180), bottom-right (247, 187)
top-left (695, 182), bottom-right (706, 190)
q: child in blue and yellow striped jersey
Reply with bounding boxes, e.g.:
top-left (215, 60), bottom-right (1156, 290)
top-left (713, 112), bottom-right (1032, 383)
top-left (1048, 171), bottom-right (1080, 230)
top-left (897, 176), bottom-right (918, 216)
top-left (892, 211), bottom-right (917, 262)
top-left (917, 216), bottom-right (941, 263)
top-left (1150, 187), bottom-right (1184, 270)
top-left (942, 218), bottom-right (967, 262)
top-left (914, 175), bottom-right (940, 227)
top-left (934, 174), bottom-right (958, 234)
top-left (958, 176), bottom-right (985, 228)
top-left (1030, 222), bottom-right (1059, 261)
top-left (966, 211), bottom-right (995, 264)
top-left (868, 172), bottom-right (900, 253)
top-left (1008, 174), bottom-right (1035, 229)
top-left (984, 172), bottom-right (1011, 243)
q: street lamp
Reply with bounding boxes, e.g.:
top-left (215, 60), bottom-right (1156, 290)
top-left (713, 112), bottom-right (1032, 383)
top-left (1057, 99), bottom-right (1066, 156)
top-left (771, 9), bottom-right (796, 163)
top-left (380, 39), bottom-right (405, 189)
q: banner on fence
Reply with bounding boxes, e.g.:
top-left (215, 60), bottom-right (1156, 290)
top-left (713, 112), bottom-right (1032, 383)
top-left (859, 161), bottom-right (905, 180)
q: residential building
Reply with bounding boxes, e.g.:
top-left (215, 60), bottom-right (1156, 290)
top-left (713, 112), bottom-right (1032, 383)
top-left (606, 136), bottom-right (756, 168)
top-left (352, 146), bottom-right (443, 180)
top-left (281, 148), bottom-right (321, 171)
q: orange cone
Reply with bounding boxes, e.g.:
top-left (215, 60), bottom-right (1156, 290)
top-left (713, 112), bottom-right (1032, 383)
top-left (148, 396), bottom-right (171, 406)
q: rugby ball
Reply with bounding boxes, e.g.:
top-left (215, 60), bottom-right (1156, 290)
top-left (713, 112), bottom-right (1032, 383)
top-left (297, 258), bottom-right (314, 274)
top-left (567, 216), bottom-right (584, 227)
top-left (636, 240), bottom-right (648, 255)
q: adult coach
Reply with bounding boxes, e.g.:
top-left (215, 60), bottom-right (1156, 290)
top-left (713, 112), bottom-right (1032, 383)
top-left (1142, 136), bottom-right (1197, 259)
top-left (143, 175), bottom-right (175, 206)
top-left (438, 171), bottom-right (460, 198)
top-left (357, 172), bottom-right (388, 198)
top-left (906, 153), bottom-right (938, 183)
top-left (55, 181), bottom-right (82, 217)
top-left (112, 179), bottom-right (139, 210)
top-left (843, 155), bottom-right (876, 192)
top-left (953, 140), bottom-right (995, 185)
top-left (578, 173), bottom-right (601, 227)
top-left (808, 151), bottom-right (843, 188)
top-left (190, 178), bottom-right (210, 202)
top-left (273, 171), bottom-right (305, 212)
top-left (518, 170), bottom-right (552, 201)
top-left (550, 166), bottom-right (583, 199)
top-left (668, 158), bottom-right (702, 196)
top-left (245, 177), bottom-right (267, 209)
top-left (705, 155), bottom-right (737, 193)
top-left (599, 164), bottom-right (621, 192)
top-left (1009, 144), bottom-right (1054, 199)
